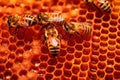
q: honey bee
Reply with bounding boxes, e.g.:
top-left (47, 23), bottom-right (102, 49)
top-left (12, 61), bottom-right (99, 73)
top-left (7, 14), bottom-right (37, 33)
top-left (63, 21), bottom-right (92, 36)
top-left (44, 23), bottom-right (61, 56)
top-left (85, 0), bottom-right (111, 13)
top-left (37, 12), bottom-right (65, 26)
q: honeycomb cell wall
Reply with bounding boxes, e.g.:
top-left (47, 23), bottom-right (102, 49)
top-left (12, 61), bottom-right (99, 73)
top-left (0, 0), bottom-right (120, 80)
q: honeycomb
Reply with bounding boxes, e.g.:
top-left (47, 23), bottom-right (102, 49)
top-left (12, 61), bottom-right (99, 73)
top-left (0, 0), bottom-right (120, 80)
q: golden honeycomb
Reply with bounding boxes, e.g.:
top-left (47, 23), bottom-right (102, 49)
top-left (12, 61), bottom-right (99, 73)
top-left (0, 0), bottom-right (120, 80)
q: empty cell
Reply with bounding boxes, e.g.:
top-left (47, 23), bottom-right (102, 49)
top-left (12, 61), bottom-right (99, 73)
top-left (110, 20), bottom-right (117, 26)
top-left (86, 13), bottom-right (94, 20)
top-left (99, 48), bottom-right (107, 54)
top-left (93, 24), bottom-right (101, 30)
top-left (1, 31), bottom-right (9, 38)
top-left (92, 43), bottom-right (99, 50)
top-left (37, 76), bottom-right (44, 80)
top-left (56, 63), bottom-right (63, 68)
top-left (111, 13), bottom-right (118, 19)
top-left (39, 63), bottom-right (47, 69)
top-left (83, 41), bottom-right (90, 48)
top-left (92, 50), bottom-right (99, 56)
top-left (115, 56), bottom-right (120, 63)
top-left (1, 39), bottom-right (9, 46)
top-left (8, 53), bottom-right (15, 59)
top-left (95, 11), bottom-right (103, 18)
top-left (59, 49), bottom-right (67, 56)
top-left (83, 49), bottom-right (90, 55)
top-left (16, 49), bottom-right (24, 56)
top-left (78, 16), bottom-right (86, 22)
top-left (31, 55), bottom-right (40, 65)
top-left (79, 72), bottom-right (86, 77)
top-left (47, 66), bottom-right (55, 73)
top-left (4, 70), bottom-right (12, 79)
top-left (16, 40), bottom-right (24, 47)
top-left (109, 27), bottom-right (117, 32)
top-left (8, 44), bottom-right (17, 51)
top-left (105, 74), bottom-right (113, 80)
top-left (79, 9), bottom-right (87, 15)
top-left (48, 58), bottom-right (57, 65)
top-left (19, 69), bottom-right (27, 76)
top-left (63, 69), bottom-right (72, 77)
top-left (71, 75), bottom-right (78, 80)
top-left (40, 55), bottom-right (48, 61)
top-left (102, 15), bottom-right (110, 21)
top-left (100, 41), bottom-right (108, 47)
top-left (107, 60), bottom-right (114, 65)
top-left (91, 56), bottom-right (98, 64)
top-left (90, 64), bottom-right (97, 72)
top-left (97, 70), bottom-right (105, 78)
top-left (92, 35), bottom-right (100, 42)
top-left (67, 47), bottom-right (75, 53)
top-left (74, 59), bottom-right (81, 64)
top-left (10, 74), bottom-right (18, 80)
top-left (102, 22), bottom-right (109, 28)
top-left (6, 61), bottom-right (13, 69)
top-left (94, 18), bottom-right (102, 23)
top-left (67, 39), bottom-right (75, 46)
top-left (9, 36), bottom-right (17, 43)
top-left (75, 44), bottom-right (83, 50)
top-left (24, 45), bottom-right (31, 51)
top-left (109, 33), bottom-right (117, 39)
top-left (0, 74), bottom-right (3, 80)
top-left (114, 71), bottom-right (120, 79)
top-left (72, 66), bottom-right (79, 74)
top-left (100, 35), bottom-right (108, 41)
top-left (41, 46), bottom-right (49, 53)
top-left (82, 56), bottom-right (89, 62)
top-left (108, 40), bottom-right (116, 45)
top-left (98, 62), bottom-right (106, 69)
top-left (0, 65), bottom-right (5, 72)
top-left (105, 67), bottom-right (113, 73)
top-left (80, 63), bottom-right (88, 71)
top-left (107, 52), bottom-right (115, 58)
top-left (114, 64), bottom-right (120, 71)
top-left (88, 71), bottom-right (97, 80)
top-left (75, 51), bottom-right (82, 58)
top-left (54, 70), bottom-right (62, 76)
top-left (101, 29), bottom-right (109, 34)
top-left (66, 54), bottom-right (74, 61)
top-left (57, 56), bottom-right (65, 63)
top-left (14, 57), bottom-right (23, 63)
top-left (117, 31), bottom-right (120, 36)
top-left (99, 55), bottom-right (107, 61)
top-left (45, 74), bottom-right (53, 80)
top-left (64, 62), bottom-right (72, 69)
top-left (116, 38), bottom-right (120, 44)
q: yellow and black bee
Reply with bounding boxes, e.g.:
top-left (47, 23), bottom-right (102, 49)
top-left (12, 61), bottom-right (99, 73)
top-left (85, 0), bottom-right (111, 13)
top-left (7, 14), bottom-right (37, 34)
top-left (63, 21), bottom-right (92, 36)
top-left (44, 23), bottom-right (61, 56)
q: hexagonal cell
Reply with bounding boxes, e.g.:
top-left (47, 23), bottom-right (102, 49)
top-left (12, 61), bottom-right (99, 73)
top-left (115, 56), bottom-right (120, 63)
top-left (67, 47), bottom-right (75, 53)
top-left (99, 55), bottom-right (107, 61)
top-left (48, 58), bottom-right (57, 65)
top-left (75, 51), bottom-right (82, 58)
top-left (1, 39), bottom-right (9, 46)
top-left (57, 56), bottom-right (65, 63)
top-left (72, 66), bottom-right (79, 74)
top-left (24, 45), bottom-right (31, 51)
top-left (16, 40), bottom-right (25, 47)
top-left (6, 61), bottom-right (13, 69)
top-left (93, 24), bottom-right (101, 30)
top-left (8, 44), bottom-right (17, 51)
top-left (98, 62), bottom-right (106, 69)
top-left (59, 49), bottom-right (67, 56)
top-left (80, 63), bottom-right (88, 71)
top-left (105, 74), bottom-right (113, 80)
top-left (47, 66), bottom-right (55, 73)
top-left (83, 48), bottom-right (90, 55)
top-left (54, 69), bottom-right (62, 76)
top-left (114, 64), bottom-right (120, 71)
top-left (31, 54), bottom-right (40, 66)
top-left (88, 71), bottom-right (97, 80)
top-left (110, 20), bottom-right (117, 26)
top-left (4, 70), bottom-right (12, 79)
top-left (39, 62), bottom-right (47, 69)
top-left (90, 64), bottom-right (97, 72)
top-left (45, 73), bottom-right (53, 80)
top-left (66, 54), bottom-right (74, 61)
top-left (75, 44), bottom-right (83, 51)
top-left (9, 36), bottom-right (17, 43)
top-left (0, 64), bottom-right (5, 72)
top-left (114, 71), bottom-right (120, 79)
top-left (14, 56), bottom-right (23, 63)
top-left (102, 22), bottom-right (109, 28)
top-left (19, 69), bottom-right (27, 76)
top-left (97, 70), bottom-right (105, 78)
top-left (91, 56), bottom-right (98, 64)
top-left (40, 55), bottom-right (48, 61)
top-left (94, 18), bottom-right (102, 23)
top-left (67, 39), bottom-right (75, 46)
top-left (82, 56), bottom-right (89, 62)
top-left (102, 15), bottom-right (110, 21)
top-left (64, 61), bottom-right (72, 69)
top-left (71, 75), bottom-right (78, 80)
top-left (101, 28), bottom-right (109, 34)
top-left (63, 69), bottom-right (72, 77)
top-left (83, 41), bottom-right (90, 48)
top-left (1, 31), bottom-right (9, 38)
top-left (105, 67), bottom-right (113, 73)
